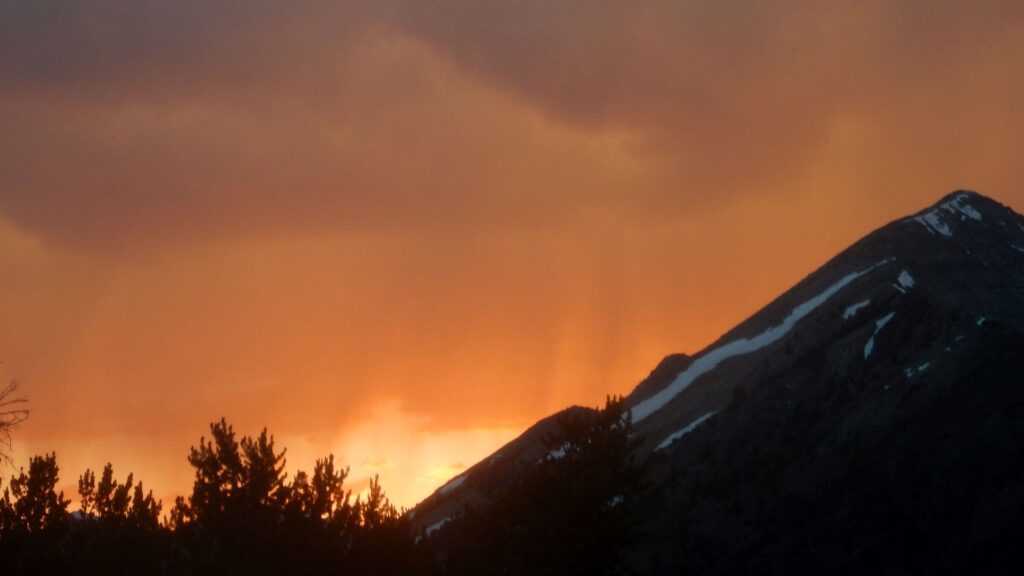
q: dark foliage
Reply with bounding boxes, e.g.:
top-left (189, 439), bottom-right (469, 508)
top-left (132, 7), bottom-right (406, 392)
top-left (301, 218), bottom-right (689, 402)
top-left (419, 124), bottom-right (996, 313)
top-left (0, 402), bottom-right (641, 575)
top-left (438, 396), bottom-right (647, 576)
top-left (0, 419), bottom-right (436, 575)
top-left (0, 453), bottom-right (69, 533)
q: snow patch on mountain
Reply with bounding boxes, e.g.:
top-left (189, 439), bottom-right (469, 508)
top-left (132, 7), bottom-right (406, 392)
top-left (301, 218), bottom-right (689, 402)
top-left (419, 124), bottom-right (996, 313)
top-left (897, 270), bottom-right (915, 290)
top-left (904, 362), bottom-right (931, 378)
top-left (941, 194), bottom-right (983, 221)
top-left (437, 473), bottom-right (467, 496)
top-left (631, 259), bottom-right (893, 422)
top-left (912, 193), bottom-right (983, 236)
top-left (656, 412), bottom-right (717, 450)
top-left (844, 299), bottom-right (871, 320)
top-left (864, 312), bottom-right (896, 359)
top-left (914, 212), bottom-right (952, 236)
top-left (425, 516), bottom-right (452, 536)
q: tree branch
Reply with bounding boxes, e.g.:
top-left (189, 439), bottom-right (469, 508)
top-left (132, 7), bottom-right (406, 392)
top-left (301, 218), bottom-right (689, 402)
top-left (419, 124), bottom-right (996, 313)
top-left (0, 380), bottom-right (29, 466)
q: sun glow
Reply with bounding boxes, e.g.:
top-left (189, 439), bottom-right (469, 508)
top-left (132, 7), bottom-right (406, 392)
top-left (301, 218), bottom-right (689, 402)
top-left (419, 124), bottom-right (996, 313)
top-left (327, 400), bottom-right (521, 508)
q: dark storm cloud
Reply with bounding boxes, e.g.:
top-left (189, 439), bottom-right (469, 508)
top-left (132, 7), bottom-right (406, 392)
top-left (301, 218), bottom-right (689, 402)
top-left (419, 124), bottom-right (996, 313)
top-left (395, 0), bottom-right (1024, 191)
top-left (0, 1), bottom-right (378, 93)
top-left (1, 1), bottom-right (641, 250)
top-left (1, 0), bottom-right (1023, 250)
top-left (396, 0), bottom-right (1024, 128)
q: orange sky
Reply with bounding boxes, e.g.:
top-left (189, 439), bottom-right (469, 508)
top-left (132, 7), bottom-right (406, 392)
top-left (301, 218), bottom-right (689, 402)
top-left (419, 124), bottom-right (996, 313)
top-left (2, 1), bottom-right (1023, 508)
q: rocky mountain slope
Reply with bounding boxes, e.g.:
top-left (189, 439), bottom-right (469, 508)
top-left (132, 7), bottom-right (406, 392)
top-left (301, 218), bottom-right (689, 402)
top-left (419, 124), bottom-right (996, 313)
top-left (412, 191), bottom-right (1024, 573)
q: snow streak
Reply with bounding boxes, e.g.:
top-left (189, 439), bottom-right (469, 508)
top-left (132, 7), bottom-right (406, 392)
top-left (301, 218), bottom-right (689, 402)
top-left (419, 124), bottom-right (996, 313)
top-left (844, 299), bottom-right (871, 320)
top-left (864, 312), bottom-right (896, 359)
top-left (656, 412), bottom-right (717, 451)
top-left (631, 259), bottom-right (893, 422)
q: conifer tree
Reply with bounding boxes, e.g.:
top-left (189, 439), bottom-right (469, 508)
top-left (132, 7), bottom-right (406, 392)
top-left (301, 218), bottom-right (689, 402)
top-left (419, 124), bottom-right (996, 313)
top-left (78, 463), bottom-right (161, 527)
top-left (0, 453), bottom-right (69, 533)
top-left (78, 468), bottom-right (96, 516)
top-left (443, 396), bottom-right (645, 576)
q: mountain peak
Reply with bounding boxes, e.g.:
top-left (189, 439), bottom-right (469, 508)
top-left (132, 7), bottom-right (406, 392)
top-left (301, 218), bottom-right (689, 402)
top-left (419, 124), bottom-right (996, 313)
top-left (904, 189), bottom-right (1021, 239)
top-left (930, 189), bottom-right (1009, 210)
top-left (937, 188), bottom-right (983, 202)
top-left (413, 191), bottom-right (1024, 572)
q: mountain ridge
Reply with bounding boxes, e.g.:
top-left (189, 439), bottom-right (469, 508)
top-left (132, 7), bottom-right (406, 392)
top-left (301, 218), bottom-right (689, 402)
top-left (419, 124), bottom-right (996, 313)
top-left (412, 190), bottom-right (1024, 573)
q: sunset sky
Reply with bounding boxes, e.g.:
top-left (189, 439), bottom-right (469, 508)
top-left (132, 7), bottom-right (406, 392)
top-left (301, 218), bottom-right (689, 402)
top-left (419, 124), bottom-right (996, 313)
top-left (2, 1), bottom-right (1023, 508)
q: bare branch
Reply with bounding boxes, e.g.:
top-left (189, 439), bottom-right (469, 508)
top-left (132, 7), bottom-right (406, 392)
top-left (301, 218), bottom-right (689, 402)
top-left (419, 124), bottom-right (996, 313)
top-left (1, 380), bottom-right (30, 467)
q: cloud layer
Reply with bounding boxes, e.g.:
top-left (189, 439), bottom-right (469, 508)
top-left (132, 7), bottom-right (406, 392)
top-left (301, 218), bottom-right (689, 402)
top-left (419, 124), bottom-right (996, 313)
top-left (3, 1), bottom-right (1022, 250)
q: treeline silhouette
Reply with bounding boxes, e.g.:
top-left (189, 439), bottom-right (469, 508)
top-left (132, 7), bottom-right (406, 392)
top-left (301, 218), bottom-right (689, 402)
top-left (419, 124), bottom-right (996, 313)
top-left (0, 397), bottom-right (643, 575)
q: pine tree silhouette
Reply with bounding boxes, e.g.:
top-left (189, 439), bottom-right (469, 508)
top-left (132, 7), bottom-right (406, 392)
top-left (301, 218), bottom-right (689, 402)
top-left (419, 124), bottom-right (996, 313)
top-left (442, 396), bottom-right (646, 576)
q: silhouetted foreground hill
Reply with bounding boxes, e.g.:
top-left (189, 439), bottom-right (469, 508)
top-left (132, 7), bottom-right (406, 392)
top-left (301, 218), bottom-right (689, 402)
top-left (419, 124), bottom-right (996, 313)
top-left (416, 191), bottom-right (1024, 574)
